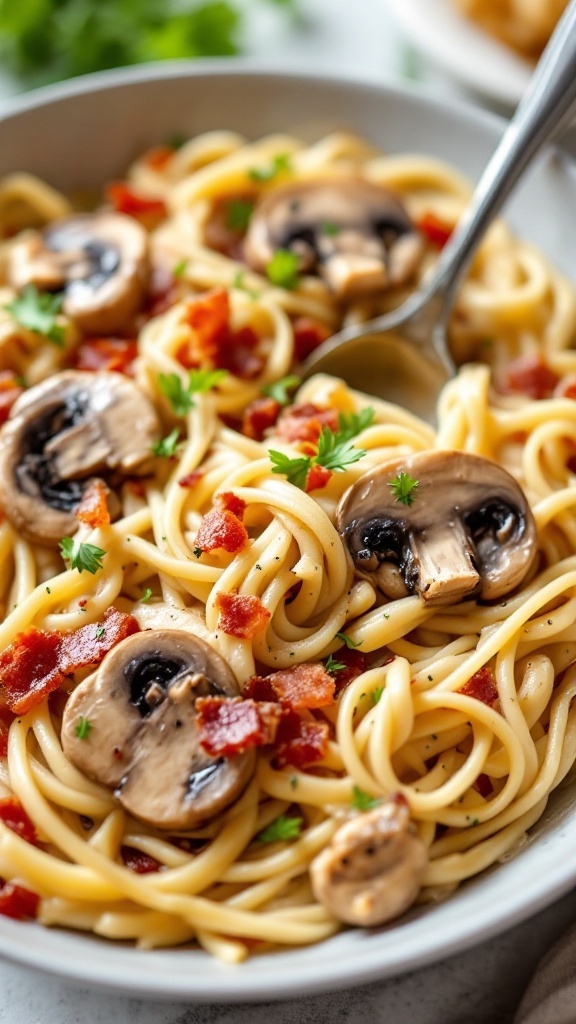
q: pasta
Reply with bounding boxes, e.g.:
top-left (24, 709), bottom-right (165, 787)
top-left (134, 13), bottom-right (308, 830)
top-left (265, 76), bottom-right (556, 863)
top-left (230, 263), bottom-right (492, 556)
top-left (452, 0), bottom-right (568, 60)
top-left (0, 130), bottom-right (574, 963)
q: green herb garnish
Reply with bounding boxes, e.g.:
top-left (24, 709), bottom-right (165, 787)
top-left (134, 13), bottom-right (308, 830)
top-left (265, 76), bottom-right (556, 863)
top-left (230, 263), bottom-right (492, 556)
top-left (248, 153), bottom-right (291, 183)
top-left (337, 407), bottom-right (375, 442)
top-left (262, 374), bottom-right (301, 406)
top-left (257, 813), bottom-right (303, 843)
top-left (5, 285), bottom-right (65, 347)
top-left (269, 423), bottom-right (367, 490)
top-left (269, 451), bottom-right (311, 490)
top-left (351, 786), bottom-right (381, 812)
top-left (151, 427), bottom-right (182, 457)
top-left (74, 716), bottom-right (93, 740)
top-left (335, 632), bottom-right (361, 649)
top-left (140, 587), bottom-right (153, 603)
top-left (265, 248), bottom-right (300, 290)
top-left (226, 198), bottom-right (254, 231)
top-left (158, 368), bottom-right (226, 416)
top-left (388, 470), bottom-right (419, 507)
top-left (59, 538), bottom-right (106, 575)
top-left (324, 655), bottom-right (346, 674)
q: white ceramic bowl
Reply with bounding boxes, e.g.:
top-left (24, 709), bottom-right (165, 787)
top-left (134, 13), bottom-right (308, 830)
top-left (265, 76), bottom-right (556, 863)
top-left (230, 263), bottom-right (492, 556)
top-left (0, 63), bottom-right (575, 1001)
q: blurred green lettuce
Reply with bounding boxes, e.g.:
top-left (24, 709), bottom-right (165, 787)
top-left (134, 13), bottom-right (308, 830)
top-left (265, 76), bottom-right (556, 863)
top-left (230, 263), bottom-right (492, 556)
top-left (0, 0), bottom-right (298, 86)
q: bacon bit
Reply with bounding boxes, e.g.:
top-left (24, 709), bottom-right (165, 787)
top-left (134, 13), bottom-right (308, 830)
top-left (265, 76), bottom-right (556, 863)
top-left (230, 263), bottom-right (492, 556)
top-left (0, 609), bottom-right (140, 715)
top-left (215, 593), bottom-right (271, 639)
top-left (196, 696), bottom-right (283, 756)
top-left (417, 211), bottom-right (453, 249)
top-left (331, 648), bottom-right (368, 696)
top-left (241, 395), bottom-right (281, 441)
top-left (0, 882), bottom-right (39, 921)
top-left (78, 599), bottom-right (87, 608)
top-left (177, 289), bottom-right (265, 381)
top-left (195, 509), bottom-right (248, 555)
top-left (0, 797), bottom-right (40, 846)
top-left (272, 710), bottom-right (330, 768)
top-left (120, 845), bottom-right (161, 874)
top-left (292, 316), bottom-right (331, 362)
top-left (243, 663), bottom-right (335, 710)
top-left (502, 353), bottom-right (560, 400)
top-left (143, 145), bottom-right (175, 171)
top-left (460, 666), bottom-right (499, 706)
top-left (475, 773), bottom-right (494, 798)
top-left (178, 470), bottom-right (205, 489)
top-left (73, 337), bottom-right (138, 376)
top-left (0, 713), bottom-right (11, 758)
top-left (105, 181), bottom-right (167, 228)
top-left (276, 402), bottom-right (340, 445)
top-left (59, 608), bottom-right (140, 676)
top-left (215, 491), bottom-right (246, 520)
top-left (75, 479), bottom-right (110, 529)
top-left (305, 463), bottom-right (333, 493)
top-left (0, 371), bottom-right (24, 424)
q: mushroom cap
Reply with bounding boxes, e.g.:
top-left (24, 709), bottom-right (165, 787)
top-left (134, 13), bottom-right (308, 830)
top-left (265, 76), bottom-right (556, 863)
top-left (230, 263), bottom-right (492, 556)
top-left (310, 795), bottom-right (428, 927)
top-left (0, 369), bottom-right (160, 544)
top-left (61, 629), bottom-right (255, 831)
top-left (8, 212), bottom-right (149, 335)
top-left (337, 450), bottom-right (538, 607)
top-left (243, 178), bottom-right (424, 299)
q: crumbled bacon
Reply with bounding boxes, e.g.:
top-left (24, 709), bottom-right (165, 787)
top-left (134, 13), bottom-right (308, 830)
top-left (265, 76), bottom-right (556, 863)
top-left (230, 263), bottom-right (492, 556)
top-left (0, 609), bottom-right (139, 715)
top-left (176, 289), bottom-right (265, 381)
top-left (305, 463), bottom-right (332, 493)
top-left (105, 181), bottom-right (167, 228)
top-left (75, 479), bottom-right (110, 529)
top-left (0, 371), bottom-right (24, 424)
top-left (243, 663), bottom-right (335, 710)
top-left (178, 470), bottom-right (204, 489)
top-left (0, 882), bottom-right (39, 920)
top-left (196, 696), bottom-right (283, 756)
top-left (460, 666), bottom-right (498, 706)
top-left (417, 211), bottom-right (453, 249)
top-left (0, 712), bottom-right (10, 758)
top-left (275, 403), bottom-right (339, 445)
top-left (241, 395), bottom-right (281, 440)
top-left (143, 145), bottom-right (175, 171)
top-left (331, 648), bottom-right (368, 695)
top-left (475, 773), bottom-right (494, 798)
top-left (195, 509), bottom-right (248, 555)
top-left (292, 316), bottom-right (331, 362)
top-left (215, 593), bottom-right (271, 639)
top-left (272, 710), bottom-right (330, 768)
top-left (120, 846), bottom-right (161, 874)
top-left (73, 337), bottom-right (138, 376)
top-left (0, 797), bottom-right (40, 846)
top-left (216, 491), bottom-right (246, 520)
top-left (502, 353), bottom-right (560, 400)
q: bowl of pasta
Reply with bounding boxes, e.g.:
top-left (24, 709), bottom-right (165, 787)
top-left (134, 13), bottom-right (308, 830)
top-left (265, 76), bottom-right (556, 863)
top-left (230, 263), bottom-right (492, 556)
top-left (0, 62), bottom-right (575, 1000)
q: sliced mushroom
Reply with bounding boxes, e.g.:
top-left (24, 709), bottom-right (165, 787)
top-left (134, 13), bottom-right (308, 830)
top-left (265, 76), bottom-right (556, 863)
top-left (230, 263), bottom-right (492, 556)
top-left (337, 450), bottom-right (537, 607)
top-left (243, 178), bottom-right (424, 299)
top-left (61, 629), bottom-right (255, 831)
top-left (0, 369), bottom-right (160, 544)
top-left (310, 794), bottom-right (428, 927)
top-left (8, 212), bottom-right (148, 334)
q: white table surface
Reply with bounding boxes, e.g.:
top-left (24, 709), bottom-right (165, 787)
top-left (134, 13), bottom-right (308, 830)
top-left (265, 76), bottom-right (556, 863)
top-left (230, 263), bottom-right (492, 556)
top-left (1, 2), bottom-right (574, 1021)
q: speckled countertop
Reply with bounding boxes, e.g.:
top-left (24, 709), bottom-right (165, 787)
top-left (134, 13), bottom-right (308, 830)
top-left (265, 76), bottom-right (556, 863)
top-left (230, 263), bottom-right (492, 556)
top-left (0, 2), bottom-right (574, 1021)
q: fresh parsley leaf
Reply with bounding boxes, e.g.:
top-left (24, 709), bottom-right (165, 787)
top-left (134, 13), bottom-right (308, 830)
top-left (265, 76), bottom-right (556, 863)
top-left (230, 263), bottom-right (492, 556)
top-left (337, 407), bottom-right (375, 442)
top-left (335, 632), bottom-right (362, 649)
top-left (351, 786), bottom-right (381, 812)
top-left (269, 450), bottom-right (311, 490)
top-left (315, 425), bottom-right (366, 473)
top-left (152, 427), bottom-right (182, 457)
top-left (262, 374), bottom-right (301, 406)
top-left (193, 546), bottom-right (203, 558)
top-left (325, 655), bottom-right (346, 674)
top-left (388, 471), bottom-right (419, 507)
top-left (59, 537), bottom-right (106, 575)
top-left (265, 249), bottom-right (300, 290)
top-left (321, 221), bottom-right (340, 236)
top-left (140, 587), bottom-right (153, 603)
top-left (74, 716), bottom-right (93, 740)
top-left (173, 258), bottom-right (188, 278)
top-left (248, 153), bottom-right (291, 183)
top-left (95, 625), bottom-right (106, 640)
top-left (158, 368), bottom-right (226, 416)
top-left (5, 285), bottom-right (65, 347)
top-left (257, 813), bottom-right (303, 843)
top-left (372, 686), bottom-right (384, 704)
top-left (226, 198), bottom-right (254, 231)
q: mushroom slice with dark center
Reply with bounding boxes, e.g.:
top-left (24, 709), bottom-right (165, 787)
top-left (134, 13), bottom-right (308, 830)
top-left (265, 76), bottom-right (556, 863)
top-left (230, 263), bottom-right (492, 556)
top-left (0, 369), bottom-right (160, 544)
top-left (243, 178), bottom-right (424, 298)
top-left (61, 629), bottom-right (255, 831)
top-left (8, 212), bottom-right (148, 334)
top-left (310, 794), bottom-right (428, 926)
top-left (336, 450), bottom-right (537, 607)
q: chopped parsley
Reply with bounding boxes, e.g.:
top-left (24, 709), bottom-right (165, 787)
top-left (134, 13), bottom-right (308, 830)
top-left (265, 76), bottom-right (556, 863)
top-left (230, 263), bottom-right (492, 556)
top-left (269, 423), bottom-right (367, 490)
top-left (74, 717), bottom-right (93, 740)
top-left (151, 427), bottom-right (182, 458)
top-left (225, 198), bottom-right (254, 231)
top-left (337, 406), bottom-right (375, 442)
top-left (173, 258), bottom-right (189, 278)
top-left (232, 270), bottom-right (259, 299)
top-left (321, 220), bottom-right (340, 236)
top-left (388, 470), bottom-right (419, 507)
top-left (248, 152), bottom-right (291, 183)
top-left (5, 284), bottom-right (65, 347)
top-left (351, 786), bottom-right (381, 812)
top-left (257, 813), bottom-right (303, 843)
top-left (95, 625), bottom-right (106, 640)
top-left (324, 654), bottom-right (346, 674)
top-left (335, 632), bottom-right (361, 649)
top-left (158, 368), bottom-right (227, 416)
top-left (268, 451), bottom-right (311, 489)
top-left (372, 686), bottom-right (384, 705)
top-left (265, 248), bottom-right (300, 290)
top-left (140, 587), bottom-right (153, 603)
top-left (59, 537), bottom-right (106, 575)
top-left (193, 546), bottom-right (203, 558)
top-left (262, 374), bottom-right (301, 406)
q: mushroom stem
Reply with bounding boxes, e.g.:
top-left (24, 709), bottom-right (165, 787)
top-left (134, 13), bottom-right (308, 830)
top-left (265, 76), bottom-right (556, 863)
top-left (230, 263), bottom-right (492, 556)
top-left (412, 519), bottom-right (480, 605)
